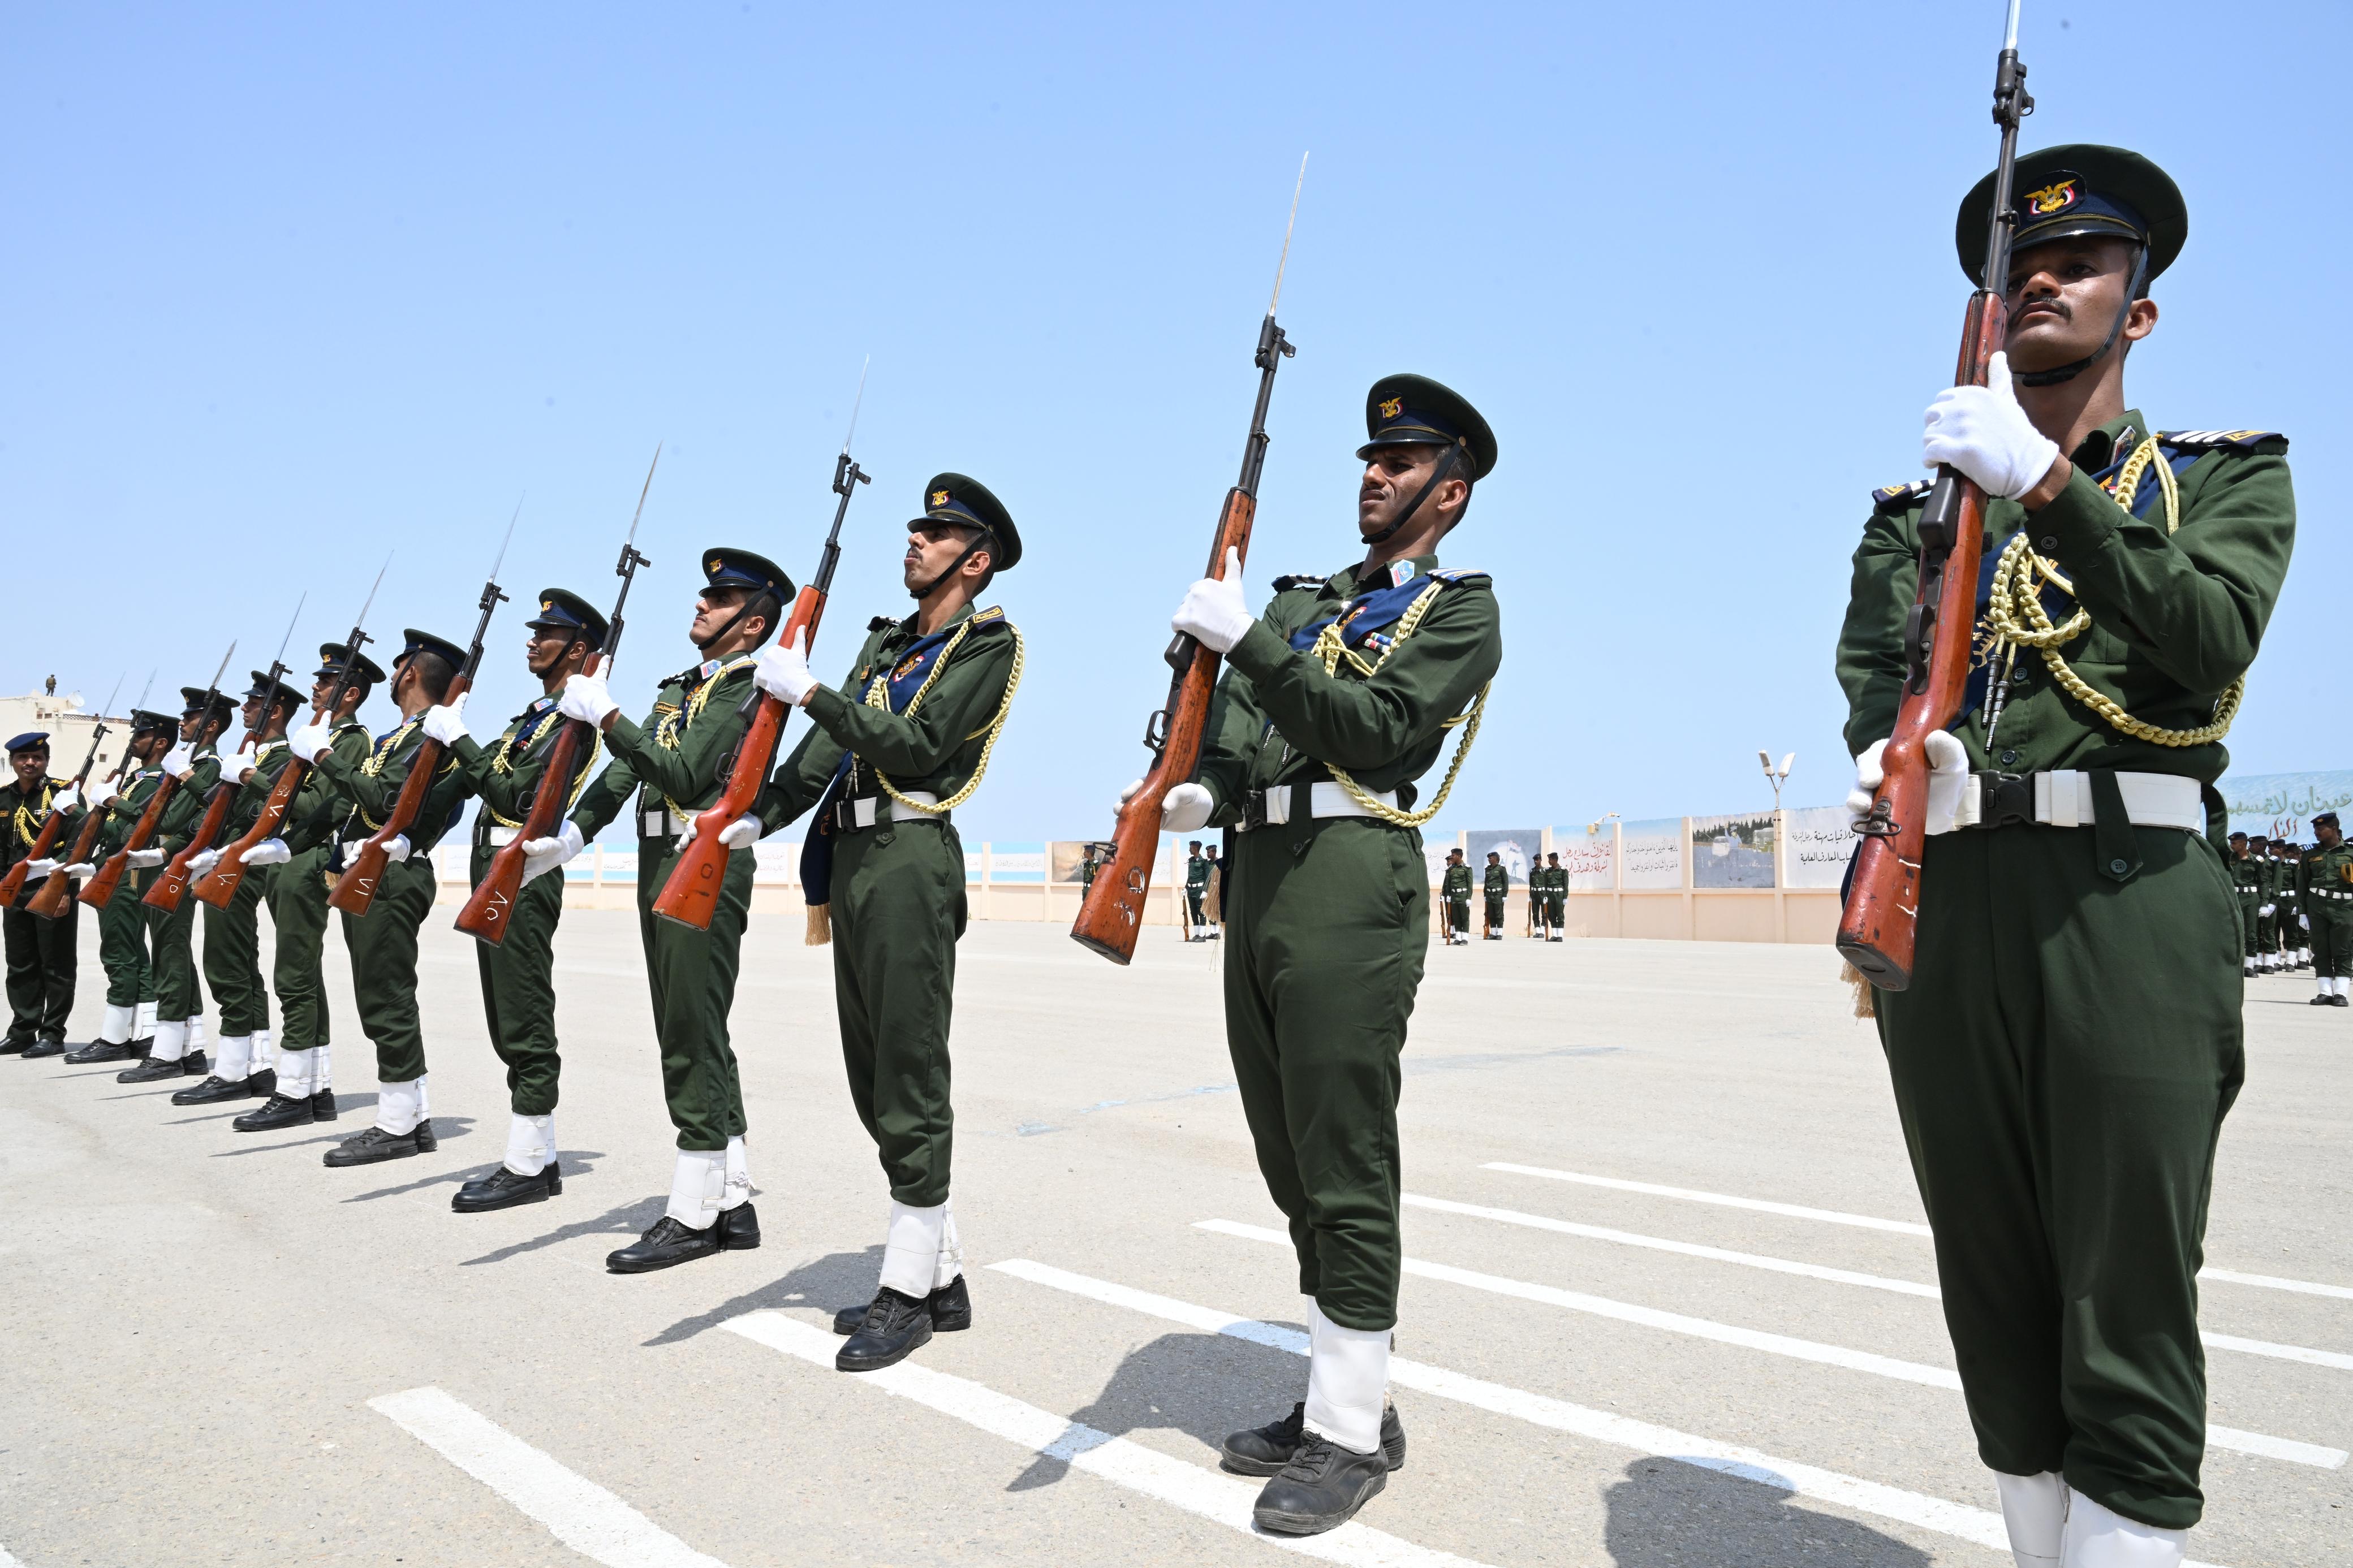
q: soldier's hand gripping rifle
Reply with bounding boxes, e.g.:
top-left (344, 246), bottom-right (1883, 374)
top-left (80, 642), bottom-right (237, 910)
top-left (331, 506), bottom-right (519, 917)
top-left (148, 598), bottom-right (305, 914)
top-left (196, 560), bottom-right (391, 910)
top-left (1, 672), bottom-right (123, 908)
top-left (654, 371), bottom-right (871, 932)
top-left (1072, 157), bottom-right (1305, 966)
top-left (456, 450), bottom-right (658, 945)
top-left (1837, 1), bottom-right (2034, 991)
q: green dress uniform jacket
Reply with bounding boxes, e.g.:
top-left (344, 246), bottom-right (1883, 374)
top-left (2, 777), bottom-right (79, 1043)
top-left (91, 764), bottom-right (167, 1013)
top-left (315, 715), bottom-right (477, 1086)
top-left (2277, 851), bottom-right (2303, 952)
top-left (1835, 413), bottom-right (2292, 1532)
top-left (1186, 852), bottom-right (1212, 925)
top-left (1482, 863), bottom-right (1508, 927)
top-left (572, 655), bottom-right (759, 1152)
top-left (265, 720), bottom-right (374, 1053)
top-left (2227, 850), bottom-right (2264, 958)
top-left (1441, 862), bottom-right (1472, 937)
top-left (1191, 554), bottom-right (1501, 1333)
top-left (759, 603), bottom-right (1019, 1208)
top-left (2303, 841), bottom-right (2353, 979)
top-left (204, 737), bottom-right (292, 1040)
top-left (140, 747), bottom-right (222, 1026)
top-left (452, 695), bottom-right (598, 1115)
top-left (2255, 852), bottom-right (2282, 956)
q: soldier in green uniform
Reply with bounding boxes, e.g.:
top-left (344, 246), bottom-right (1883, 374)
top-left (231, 643), bottom-right (381, 1133)
top-left (174, 668), bottom-right (304, 1105)
top-left (2, 733), bottom-right (79, 1056)
top-left (2279, 837), bottom-right (2308, 969)
top-left (2290, 836), bottom-right (2315, 969)
top-left (530, 548), bottom-right (785, 1271)
top-left (1441, 847), bottom-right (1471, 945)
top-left (1184, 840), bottom-right (1211, 940)
top-left (1133, 374), bottom-right (1499, 1532)
top-left (2226, 832), bottom-right (2262, 979)
top-left (2250, 835), bottom-right (2281, 974)
top-left (294, 630), bottom-right (477, 1167)
top-left (61, 707), bottom-right (180, 1063)
top-left (1203, 842), bottom-right (1223, 936)
top-left (1837, 147), bottom-right (2291, 1564)
top-left (116, 686), bottom-right (237, 1083)
top-left (1480, 851), bottom-right (1506, 940)
top-left (742, 474), bottom-right (1023, 1372)
top-left (2303, 812), bottom-right (2353, 1006)
top-left (1540, 850), bottom-right (1568, 941)
top-left (427, 589), bottom-right (605, 1210)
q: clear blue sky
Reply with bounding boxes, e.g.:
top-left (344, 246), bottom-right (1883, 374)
top-left (6, 2), bottom-right (2343, 843)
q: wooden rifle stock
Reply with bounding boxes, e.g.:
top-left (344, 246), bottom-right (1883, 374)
top-left (1072, 487), bottom-right (1256, 965)
top-left (79, 768), bottom-right (184, 910)
top-left (1, 810), bottom-right (69, 906)
top-left (193, 718), bottom-right (325, 909)
top-left (145, 776), bottom-right (238, 912)
top-left (331, 677), bottom-right (472, 918)
top-left (455, 670), bottom-right (601, 946)
top-left (25, 800), bottom-right (110, 919)
top-left (653, 587), bottom-right (826, 931)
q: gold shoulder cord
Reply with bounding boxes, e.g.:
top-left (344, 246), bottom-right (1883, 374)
top-left (861, 618), bottom-right (1026, 814)
top-left (1305, 581), bottom-right (1489, 828)
top-left (656, 658), bottom-right (753, 818)
top-left (1983, 437), bottom-right (2240, 746)
top-left (486, 710), bottom-right (596, 829)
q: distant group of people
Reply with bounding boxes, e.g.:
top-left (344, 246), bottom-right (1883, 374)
top-left (1439, 847), bottom-right (1566, 945)
top-left (2229, 815), bottom-right (2353, 1002)
top-left (1073, 840), bottom-right (1223, 941)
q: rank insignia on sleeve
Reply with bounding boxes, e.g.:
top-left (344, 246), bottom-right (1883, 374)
top-left (1872, 480), bottom-right (1933, 508)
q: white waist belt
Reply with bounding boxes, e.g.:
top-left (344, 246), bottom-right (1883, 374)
top-left (839, 792), bottom-right (942, 830)
top-left (639, 806), bottom-right (692, 839)
top-left (1241, 781), bottom-right (1400, 831)
top-left (1949, 770), bottom-right (2204, 833)
top-left (484, 824), bottom-right (522, 848)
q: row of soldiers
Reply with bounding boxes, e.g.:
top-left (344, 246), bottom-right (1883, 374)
top-left (2227, 822), bottom-right (2353, 999)
top-left (3, 374), bottom-right (1509, 1537)
top-left (1438, 848), bottom-right (1568, 943)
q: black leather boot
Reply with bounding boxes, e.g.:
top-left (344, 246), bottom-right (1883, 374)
top-left (832, 1273), bottom-right (975, 1336)
top-left (606, 1216), bottom-right (719, 1273)
top-left (1251, 1430), bottom-right (1391, 1535)
top-left (1221, 1402), bottom-right (1406, 1476)
top-left (118, 1051), bottom-right (206, 1085)
top-left (452, 1161), bottom-right (563, 1213)
top-left (323, 1121), bottom-right (437, 1167)
top-left (836, 1286), bottom-right (933, 1372)
top-left (716, 1202), bottom-right (761, 1251)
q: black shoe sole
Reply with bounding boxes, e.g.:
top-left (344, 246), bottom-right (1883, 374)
top-left (451, 1175), bottom-right (562, 1213)
top-left (323, 1129), bottom-right (436, 1168)
top-left (606, 1241), bottom-right (720, 1275)
top-left (837, 1315), bottom-right (934, 1373)
top-left (1223, 1421), bottom-right (1407, 1477)
top-left (1252, 1468), bottom-right (1387, 1536)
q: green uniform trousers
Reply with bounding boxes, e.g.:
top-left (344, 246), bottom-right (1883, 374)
top-left (1224, 818), bottom-right (1426, 1333)
top-left (472, 841), bottom-right (566, 1115)
top-left (203, 874), bottom-right (270, 1037)
top-left (341, 857), bottom-right (436, 1085)
top-left (1544, 892), bottom-right (1566, 926)
top-left (97, 880), bottom-right (156, 1009)
top-left (4, 904), bottom-right (77, 1042)
top-left (264, 850), bottom-right (334, 1051)
top-left (1876, 826), bottom-right (2242, 1531)
top-left (143, 876), bottom-right (201, 1022)
top-left (2310, 904), bottom-right (2353, 979)
top-left (1445, 897), bottom-right (1469, 938)
top-left (1186, 889), bottom-right (1206, 926)
top-left (637, 836), bottom-right (752, 1151)
top-left (1483, 893), bottom-right (1505, 928)
top-left (2256, 906), bottom-right (2278, 955)
top-left (2235, 893), bottom-right (2259, 957)
top-left (828, 817), bottom-right (965, 1207)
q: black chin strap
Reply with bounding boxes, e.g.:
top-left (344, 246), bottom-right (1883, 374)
top-left (910, 532), bottom-right (992, 602)
top-left (2014, 246), bottom-right (2148, 388)
top-left (1364, 442), bottom-right (1464, 546)
top-left (693, 593), bottom-right (778, 654)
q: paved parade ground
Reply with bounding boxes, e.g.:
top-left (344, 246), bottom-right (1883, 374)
top-left (3, 915), bottom-right (2346, 1567)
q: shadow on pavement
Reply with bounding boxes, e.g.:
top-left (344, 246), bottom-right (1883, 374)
top-left (1006, 1327), bottom-right (1307, 1494)
top-left (1602, 1461), bottom-right (1934, 1567)
top-left (644, 1245), bottom-right (887, 1349)
top-left (459, 1193), bottom-right (667, 1268)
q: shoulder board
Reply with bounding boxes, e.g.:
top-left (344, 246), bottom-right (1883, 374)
top-left (866, 615), bottom-right (897, 633)
top-left (1872, 480), bottom-right (1932, 509)
top-left (1271, 574), bottom-right (1328, 593)
top-left (966, 605), bottom-right (1015, 634)
top-left (1427, 568), bottom-right (1490, 588)
top-left (2160, 429), bottom-right (2287, 453)
top-left (661, 665), bottom-right (703, 690)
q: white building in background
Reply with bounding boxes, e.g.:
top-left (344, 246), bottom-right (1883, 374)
top-left (0, 687), bottom-right (132, 784)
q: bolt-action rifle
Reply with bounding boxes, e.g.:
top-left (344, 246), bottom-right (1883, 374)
top-left (1837, 0), bottom-right (2034, 991)
top-left (654, 373), bottom-right (871, 931)
top-left (80, 643), bottom-right (238, 910)
top-left (331, 506), bottom-right (520, 916)
top-left (25, 671), bottom-right (150, 919)
top-left (1071, 157), bottom-right (1306, 966)
top-left (456, 451), bottom-right (658, 944)
top-left (147, 598), bottom-right (305, 914)
top-left (0, 672), bottom-right (123, 908)
top-left (195, 561), bottom-right (392, 910)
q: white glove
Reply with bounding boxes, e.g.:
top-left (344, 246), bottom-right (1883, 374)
top-left (48, 788), bottom-right (80, 815)
top-left (127, 848), bottom-right (166, 869)
top-left (1847, 731), bottom-right (1971, 837)
top-left (421, 693), bottom-right (469, 746)
top-left (2259, 904), bottom-right (2275, 918)
top-left (288, 722), bottom-right (331, 762)
top-left (718, 815), bottom-right (761, 850)
top-left (161, 743), bottom-right (196, 776)
top-left (382, 833), bottom-right (412, 864)
top-left (521, 819), bottom-right (585, 885)
top-left (240, 837), bottom-right (292, 867)
top-left (232, 761), bottom-right (257, 785)
top-left (558, 673), bottom-right (617, 727)
top-left (753, 628), bottom-right (819, 706)
top-left (1922, 351), bottom-right (2063, 502)
top-left (1171, 547), bottom-right (1255, 654)
top-left (188, 848), bottom-right (222, 876)
top-left (23, 858), bottom-right (58, 878)
top-left (62, 862), bottom-right (94, 879)
top-left (1159, 781), bottom-right (1215, 833)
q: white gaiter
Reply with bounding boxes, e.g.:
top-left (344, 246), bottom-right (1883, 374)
top-left (665, 1150), bottom-right (724, 1229)
top-left (881, 1201), bottom-right (947, 1298)
top-left (504, 1113), bottom-right (554, 1177)
top-left (1302, 1300), bottom-right (1389, 1457)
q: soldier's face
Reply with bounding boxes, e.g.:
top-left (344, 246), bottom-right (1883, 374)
top-left (525, 628), bottom-right (578, 678)
top-left (12, 750), bottom-right (46, 788)
top-left (2320, 824), bottom-right (2342, 848)
top-left (240, 693), bottom-right (264, 731)
top-left (2002, 236), bottom-right (2158, 377)
top-left (311, 674), bottom-right (338, 710)
top-left (903, 524), bottom-right (989, 595)
top-left (1359, 446), bottom-right (1467, 541)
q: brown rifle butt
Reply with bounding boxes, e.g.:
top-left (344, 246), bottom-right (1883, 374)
top-left (25, 871), bottom-right (74, 920)
top-left (454, 854), bottom-right (523, 945)
top-left (76, 860), bottom-right (127, 910)
top-left (1068, 804), bottom-right (1164, 965)
top-left (143, 867), bottom-right (191, 912)
top-left (1834, 835), bottom-right (1918, 991)
top-left (328, 845), bottom-right (390, 917)
top-left (0, 865), bottom-right (25, 905)
top-left (650, 835), bottom-right (728, 931)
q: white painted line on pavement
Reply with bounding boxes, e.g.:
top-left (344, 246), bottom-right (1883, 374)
top-left (1197, 1221), bottom-right (2347, 1472)
top-left (988, 1259), bottom-right (2235, 1568)
top-left (369, 1386), bottom-right (730, 1568)
top-left (720, 1312), bottom-right (1492, 1568)
top-left (1484, 1163), bottom-right (2353, 1301)
top-left (1410, 1194), bottom-right (2353, 1371)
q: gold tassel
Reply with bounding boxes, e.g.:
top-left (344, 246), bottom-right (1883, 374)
top-left (1840, 959), bottom-right (1876, 1020)
top-left (805, 900), bottom-right (831, 947)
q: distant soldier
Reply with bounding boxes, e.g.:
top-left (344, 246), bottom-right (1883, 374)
top-left (1441, 849), bottom-right (1471, 945)
top-left (2249, 835), bottom-right (2279, 973)
top-left (1481, 851), bottom-right (1506, 940)
top-left (2, 732), bottom-right (78, 1056)
top-left (2304, 813), bottom-right (2352, 1007)
top-left (62, 707), bottom-right (180, 1063)
top-left (1184, 841), bottom-right (1210, 940)
top-left (115, 686), bottom-right (238, 1084)
top-left (2227, 832), bottom-right (2261, 979)
top-left (1540, 850), bottom-right (1567, 941)
top-left (2277, 837), bottom-right (2307, 969)
top-left (1203, 843), bottom-right (1223, 937)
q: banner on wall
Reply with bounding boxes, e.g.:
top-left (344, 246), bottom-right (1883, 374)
top-left (1784, 806), bottom-right (1856, 889)
top-left (1690, 811), bottom-right (1776, 889)
top-left (1622, 817), bottom-right (1683, 889)
top-left (2219, 770), bottom-right (2353, 843)
top-left (1423, 841), bottom-right (1456, 887)
top-left (1554, 827), bottom-right (1615, 891)
top-left (1466, 827), bottom-right (1541, 884)
top-left (990, 842), bottom-right (1046, 883)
